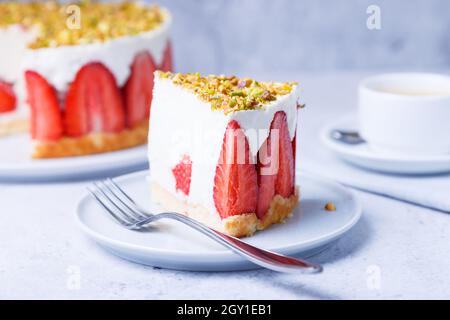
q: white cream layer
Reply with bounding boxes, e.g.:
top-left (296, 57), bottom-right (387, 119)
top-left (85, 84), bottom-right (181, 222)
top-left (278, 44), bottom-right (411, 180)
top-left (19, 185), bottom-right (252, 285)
top-left (22, 10), bottom-right (171, 92)
top-left (0, 25), bottom-right (36, 122)
top-left (0, 25), bottom-right (38, 83)
top-left (148, 77), bottom-right (300, 215)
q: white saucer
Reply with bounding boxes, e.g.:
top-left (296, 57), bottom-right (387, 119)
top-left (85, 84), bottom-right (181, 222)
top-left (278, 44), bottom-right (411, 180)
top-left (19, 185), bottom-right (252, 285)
top-left (320, 117), bottom-right (450, 175)
top-left (0, 134), bottom-right (148, 181)
top-left (76, 170), bottom-right (362, 272)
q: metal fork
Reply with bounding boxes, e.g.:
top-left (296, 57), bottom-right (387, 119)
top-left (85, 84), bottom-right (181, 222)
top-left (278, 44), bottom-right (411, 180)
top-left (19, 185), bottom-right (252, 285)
top-left (88, 178), bottom-right (323, 274)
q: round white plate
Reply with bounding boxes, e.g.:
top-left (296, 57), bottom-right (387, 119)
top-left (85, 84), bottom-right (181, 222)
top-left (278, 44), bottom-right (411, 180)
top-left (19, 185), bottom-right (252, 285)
top-left (0, 134), bottom-right (148, 181)
top-left (76, 170), bottom-right (362, 272)
top-left (320, 117), bottom-right (450, 175)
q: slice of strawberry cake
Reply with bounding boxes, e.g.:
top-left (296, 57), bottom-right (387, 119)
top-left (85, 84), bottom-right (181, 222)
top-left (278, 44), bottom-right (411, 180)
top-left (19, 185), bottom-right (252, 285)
top-left (0, 1), bottom-right (173, 158)
top-left (149, 72), bottom-right (301, 237)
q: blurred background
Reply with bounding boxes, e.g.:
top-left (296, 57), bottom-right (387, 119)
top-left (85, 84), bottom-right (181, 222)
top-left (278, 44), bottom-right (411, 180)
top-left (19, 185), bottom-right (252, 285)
top-left (154, 0), bottom-right (450, 76)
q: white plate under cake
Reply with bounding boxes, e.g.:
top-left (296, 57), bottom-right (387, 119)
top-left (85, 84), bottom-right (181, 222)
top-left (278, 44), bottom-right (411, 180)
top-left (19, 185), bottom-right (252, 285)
top-left (149, 72), bottom-right (301, 237)
top-left (76, 170), bottom-right (362, 271)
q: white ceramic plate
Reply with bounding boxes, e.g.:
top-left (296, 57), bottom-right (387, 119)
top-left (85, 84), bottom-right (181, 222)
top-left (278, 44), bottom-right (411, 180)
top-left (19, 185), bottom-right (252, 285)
top-left (76, 170), bottom-right (362, 272)
top-left (320, 117), bottom-right (450, 175)
top-left (0, 134), bottom-right (148, 181)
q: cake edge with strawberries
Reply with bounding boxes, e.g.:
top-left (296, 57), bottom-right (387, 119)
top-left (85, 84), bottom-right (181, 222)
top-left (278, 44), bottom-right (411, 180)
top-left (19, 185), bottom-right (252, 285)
top-left (148, 72), bottom-right (301, 237)
top-left (0, 2), bottom-right (172, 158)
top-left (152, 182), bottom-right (299, 237)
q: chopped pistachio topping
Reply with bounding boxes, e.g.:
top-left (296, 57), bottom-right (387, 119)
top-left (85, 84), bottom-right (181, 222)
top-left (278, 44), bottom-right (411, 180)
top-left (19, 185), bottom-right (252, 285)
top-left (158, 71), bottom-right (298, 114)
top-left (0, 1), bottom-right (165, 49)
top-left (324, 202), bottom-right (336, 211)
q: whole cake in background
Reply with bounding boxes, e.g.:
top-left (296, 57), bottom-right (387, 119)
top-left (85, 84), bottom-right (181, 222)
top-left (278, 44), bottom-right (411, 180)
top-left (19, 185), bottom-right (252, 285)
top-left (0, 1), bottom-right (173, 158)
top-left (149, 72), bottom-right (300, 237)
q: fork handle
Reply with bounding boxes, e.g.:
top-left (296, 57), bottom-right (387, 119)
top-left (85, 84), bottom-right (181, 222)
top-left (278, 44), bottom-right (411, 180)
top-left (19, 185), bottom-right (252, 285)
top-left (148, 212), bottom-right (323, 274)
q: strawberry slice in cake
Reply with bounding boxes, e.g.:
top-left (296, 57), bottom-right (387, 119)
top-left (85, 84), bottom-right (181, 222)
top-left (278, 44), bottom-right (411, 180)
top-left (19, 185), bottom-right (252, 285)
top-left (149, 72), bottom-right (301, 237)
top-left (0, 1), bottom-right (173, 158)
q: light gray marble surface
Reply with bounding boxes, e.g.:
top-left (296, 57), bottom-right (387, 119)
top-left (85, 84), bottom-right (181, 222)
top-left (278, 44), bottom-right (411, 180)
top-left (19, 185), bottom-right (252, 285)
top-left (156, 0), bottom-right (450, 74)
top-left (1, 72), bottom-right (449, 300)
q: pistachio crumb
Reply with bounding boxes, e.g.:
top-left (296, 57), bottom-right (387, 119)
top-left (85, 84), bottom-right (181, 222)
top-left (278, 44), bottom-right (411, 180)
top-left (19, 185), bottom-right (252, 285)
top-left (158, 72), bottom-right (299, 114)
top-left (324, 202), bottom-right (336, 211)
top-left (0, 1), bottom-right (165, 49)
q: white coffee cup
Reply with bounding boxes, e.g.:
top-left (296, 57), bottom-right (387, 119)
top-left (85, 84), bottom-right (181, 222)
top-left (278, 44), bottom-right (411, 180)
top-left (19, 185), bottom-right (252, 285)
top-left (358, 73), bottom-right (450, 155)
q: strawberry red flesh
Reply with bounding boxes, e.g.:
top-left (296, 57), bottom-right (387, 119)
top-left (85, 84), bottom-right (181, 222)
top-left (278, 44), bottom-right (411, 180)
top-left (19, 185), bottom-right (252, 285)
top-left (0, 80), bottom-right (16, 113)
top-left (213, 120), bottom-right (258, 219)
top-left (272, 111), bottom-right (295, 197)
top-left (25, 71), bottom-right (63, 141)
top-left (124, 51), bottom-right (157, 128)
top-left (292, 131), bottom-right (297, 176)
top-left (65, 62), bottom-right (125, 137)
top-left (256, 161), bottom-right (277, 219)
top-left (255, 125), bottom-right (279, 218)
top-left (160, 41), bottom-right (173, 72)
top-left (172, 154), bottom-right (192, 195)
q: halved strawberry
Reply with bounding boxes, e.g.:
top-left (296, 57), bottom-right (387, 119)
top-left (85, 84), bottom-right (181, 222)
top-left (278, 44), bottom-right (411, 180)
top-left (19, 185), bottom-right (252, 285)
top-left (172, 154), bottom-right (192, 195)
top-left (292, 132), bottom-right (296, 164)
top-left (292, 131), bottom-right (297, 176)
top-left (159, 41), bottom-right (173, 72)
top-left (124, 51), bottom-right (157, 128)
top-left (0, 80), bottom-right (16, 113)
top-left (272, 111), bottom-right (295, 197)
top-left (25, 71), bottom-right (63, 141)
top-left (256, 160), bottom-right (277, 219)
top-left (65, 62), bottom-right (125, 137)
top-left (255, 128), bottom-right (278, 219)
top-left (213, 120), bottom-right (258, 219)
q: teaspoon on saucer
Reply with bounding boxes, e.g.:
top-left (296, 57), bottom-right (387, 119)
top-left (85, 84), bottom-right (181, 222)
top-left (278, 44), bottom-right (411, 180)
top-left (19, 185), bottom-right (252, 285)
top-left (330, 129), bottom-right (366, 145)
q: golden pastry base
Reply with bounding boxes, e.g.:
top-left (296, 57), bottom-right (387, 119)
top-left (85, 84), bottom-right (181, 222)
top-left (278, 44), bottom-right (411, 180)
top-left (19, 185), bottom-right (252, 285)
top-left (151, 182), bottom-right (299, 238)
top-left (32, 120), bottom-right (149, 159)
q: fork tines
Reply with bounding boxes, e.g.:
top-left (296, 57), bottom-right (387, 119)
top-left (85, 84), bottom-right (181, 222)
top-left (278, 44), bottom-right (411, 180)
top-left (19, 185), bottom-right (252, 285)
top-left (88, 179), bottom-right (147, 228)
